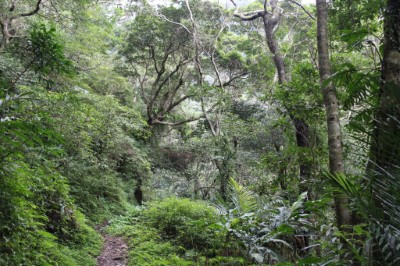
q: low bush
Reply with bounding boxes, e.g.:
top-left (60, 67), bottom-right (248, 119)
top-left (107, 197), bottom-right (251, 265)
top-left (142, 197), bottom-right (222, 250)
top-left (108, 217), bottom-right (192, 266)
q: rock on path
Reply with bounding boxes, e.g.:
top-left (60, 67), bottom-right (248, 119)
top-left (96, 234), bottom-right (128, 266)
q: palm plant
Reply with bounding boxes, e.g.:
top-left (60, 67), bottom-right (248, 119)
top-left (326, 168), bottom-right (400, 265)
top-left (216, 178), bottom-right (310, 264)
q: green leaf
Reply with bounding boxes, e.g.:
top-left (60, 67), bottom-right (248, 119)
top-left (275, 224), bottom-right (295, 235)
top-left (340, 28), bottom-right (369, 46)
top-left (298, 256), bottom-right (323, 265)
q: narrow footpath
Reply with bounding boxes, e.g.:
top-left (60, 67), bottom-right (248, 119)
top-left (96, 234), bottom-right (128, 266)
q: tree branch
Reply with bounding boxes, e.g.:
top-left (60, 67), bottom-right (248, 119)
top-left (153, 42), bottom-right (178, 84)
top-left (137, 63), bottom-right (149, 105)
top-left (233, 10), bottom-right (265, 21)
top-left (166, 94), bottom-right (192, 113)
top-left (165, 74), bottom-right (184, 108)
top-left (231, 0), bottom-right (266, 20)
top-left (152, 115), bottom-right (205, 126)
top-left (156, 12), bottom-right (192, 35)
top-left (222, 71), bottom-right (248, 87)
top-left (148, 56), bottom-right (190, 119)
top-left (185, 0), bottom-right (204, 85)
top-left (149, 46), bottom-right (160, 74)
top-left (201, 97), bottom-right (217, 136)
top-left (10, 0), bottom-right (43, 21)
top-left (156, 56), bottom-right (191, 96)
top-left (287, 0), bottom-right (316, 21)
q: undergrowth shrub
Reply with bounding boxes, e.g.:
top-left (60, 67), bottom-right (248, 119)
top-left (108, 213), bottom-right (192, 266)
top-left (107, 198), bottom-right (249, 265)
top-left (142, 197), bottom-right (222, 250)
top-left (0, 162), bottom-right (102, 265)
top-left (66, 164), bottom-right (131, 222)
top-left (128, 227), bottom-right (192, 266)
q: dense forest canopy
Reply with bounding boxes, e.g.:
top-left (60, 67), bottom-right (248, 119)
top-left (0, 0), bottom-right (399, 265)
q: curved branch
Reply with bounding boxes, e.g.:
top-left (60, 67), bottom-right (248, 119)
top-left (233, 10), bottom-right (265, 21)
top-left (222, 71), bottom-right (248, 87)
top-left (10, 0), bottom-right (43, 21)
top-left (156, 56), bottom-right (191, 96)
top-left (156, 12), bottom-right (192, 35)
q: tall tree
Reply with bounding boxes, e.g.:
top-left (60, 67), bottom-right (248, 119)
top-left (316, 0), bottom-right (351, 229)
top-left (370, 0), bottom-right (400, 180)
top-left (368, 0), bottom-right (400, 261)
top-left (182, 0), bottom-right (248, 200)
top-left (231, 0), bottom-right (312, 194)
top-left (120, 7), bottom-right (198, 126)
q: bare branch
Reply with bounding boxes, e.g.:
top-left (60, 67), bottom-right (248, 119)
top-left (287, 0), bottom-right (316, 21)
top-left (365, 39), bottom-right (383, 65)
top-left (166, 94), bottom-right (192, 113)
top-left (152, 115), bottom-right (205, 126)
top-left (149, 46), bottom-right (160, 74)
top-left (222, 71), bottom-right (248, 87)
top-left (201, 97), bottom-right (217, 136)
top-left (185, 0), bottom-right (204, 85)
top-left (152, 42), bottom-right (176, 85)
top-left (270, 0), bottom-right (279, 9)
top-left (148, 56), bottom-right (191, 118)
top-left (156, 11), bottom-right (192, 35)
top-left (137, 63), bottom-right (150, 105)
top-left (233, 10), bottom-right (265, 21)
top-left (165, 73), bottom-right (184, 107)
top-left (156, 56), bottom-right (191, 95)
top-left (10, 0), bottom-right (43, 21)
top-left (211, 53), bottom-right (223, 90)
top-left (231, 0), bottom-right (266, 21)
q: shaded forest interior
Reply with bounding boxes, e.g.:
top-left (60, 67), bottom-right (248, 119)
top-left (0, 0), bottom-right (399, 265)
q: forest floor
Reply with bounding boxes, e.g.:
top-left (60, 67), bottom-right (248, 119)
top-left (96, 222), bottom-right (128, 266)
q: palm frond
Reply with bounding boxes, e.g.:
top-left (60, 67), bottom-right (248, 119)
top-left (324, 172), bottom-right (359, 198)
top-left (228, 177), bottom-right (258, 213)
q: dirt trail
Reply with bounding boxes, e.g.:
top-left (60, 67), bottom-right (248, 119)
top-left (96, 234), bottom-right (128, 266)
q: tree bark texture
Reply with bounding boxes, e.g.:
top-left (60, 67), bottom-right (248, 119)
top-left (262, 14), bottom-right (288, 84)
top-left (370, 0), bottom-right (400, 171)
top-left (366, 1), bottom-right (400, 262)
top-left (316, 0), bottom-right (351, 228)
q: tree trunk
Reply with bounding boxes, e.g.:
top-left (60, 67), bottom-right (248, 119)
top-left (214, 137), bottom-right (235, 201)
top-left (262, 13), bottom-right (311, 194)
top-left (293, 117), bottom-right (312, 193)
top-left (262, 14), bottom-right (288, 84)
top-left (316, 0), bottom-right (351, 229)
top-left (134, 177), bottom-right (143, 205)
top-left (370, 0), bottom-right (400, 174)
top-left (368, 0), bottom-right (400, 261)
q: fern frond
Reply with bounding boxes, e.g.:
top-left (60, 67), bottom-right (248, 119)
top-left (228, 177), bottom-right (258, 213)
